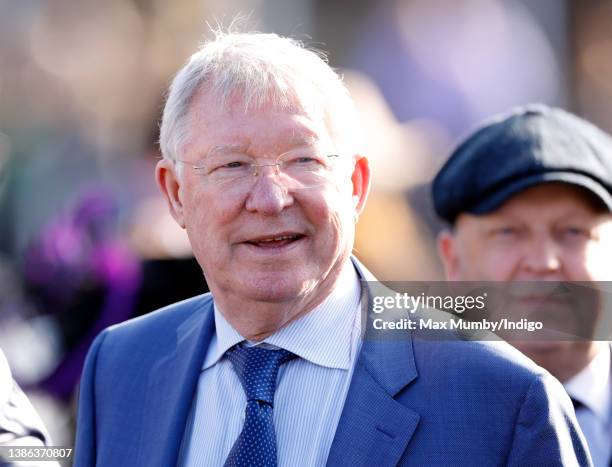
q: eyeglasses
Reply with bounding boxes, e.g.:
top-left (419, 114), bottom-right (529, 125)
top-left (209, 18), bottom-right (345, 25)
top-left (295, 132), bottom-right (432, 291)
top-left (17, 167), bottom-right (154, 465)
top-left (175, 152), bottom-right (341, 190)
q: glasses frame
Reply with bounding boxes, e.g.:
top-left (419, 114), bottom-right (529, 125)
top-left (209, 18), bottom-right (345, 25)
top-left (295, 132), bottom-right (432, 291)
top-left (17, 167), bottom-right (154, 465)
top-left (174, 153), bottom-right (342, 184)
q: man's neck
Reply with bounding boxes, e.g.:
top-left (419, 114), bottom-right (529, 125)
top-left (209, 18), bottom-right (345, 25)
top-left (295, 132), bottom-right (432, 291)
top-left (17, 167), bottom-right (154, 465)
top-left (213, 261), bottom-right (354, 341)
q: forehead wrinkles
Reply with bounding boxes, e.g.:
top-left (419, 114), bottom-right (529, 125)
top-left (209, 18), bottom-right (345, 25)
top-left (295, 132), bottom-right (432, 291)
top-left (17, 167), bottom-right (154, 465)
top-left (500, 199), bottom-right (597, 222)
top-left (184, 83), bottom-right (335, 144)
top-left (188, 83), bottom-right (317, 125)
top-left (501, 184), bottom-right (607, 214)
top-left (195, 116), bottom-right (326, 158)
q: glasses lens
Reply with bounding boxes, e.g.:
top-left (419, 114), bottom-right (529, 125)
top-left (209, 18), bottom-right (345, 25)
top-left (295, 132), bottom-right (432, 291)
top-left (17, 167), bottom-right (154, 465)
top-left (199, 153), bottom-right (339, 190)
top-left (278, 152), bottom-right (336, 188)
top-left (204, 154), bottom-right (253, 186)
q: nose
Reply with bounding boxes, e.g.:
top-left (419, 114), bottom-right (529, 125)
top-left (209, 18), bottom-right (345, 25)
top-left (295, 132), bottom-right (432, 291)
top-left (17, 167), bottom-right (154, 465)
top-left (520, 236), bottom-right (562, 278)
top-left (244, 167), bottom-right (294, 215)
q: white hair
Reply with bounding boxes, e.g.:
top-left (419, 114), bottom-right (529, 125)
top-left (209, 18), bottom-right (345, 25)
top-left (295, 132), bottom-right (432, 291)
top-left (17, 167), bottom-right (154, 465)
top-left (159, 31), bottom-right (358, 163)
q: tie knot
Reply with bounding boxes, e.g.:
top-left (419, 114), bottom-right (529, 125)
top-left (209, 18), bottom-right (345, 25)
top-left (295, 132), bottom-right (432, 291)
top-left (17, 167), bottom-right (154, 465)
top-left (225, 345), bottom-right (296, 405)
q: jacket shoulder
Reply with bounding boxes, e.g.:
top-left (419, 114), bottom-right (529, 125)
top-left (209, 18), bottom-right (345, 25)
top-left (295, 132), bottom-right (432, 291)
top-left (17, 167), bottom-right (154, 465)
top-left (413, 332), bottom-right (547, 386)
top-left (103, 293), bottom-right (213, 341)
top-left (87, 293), bottom-right (213, 368)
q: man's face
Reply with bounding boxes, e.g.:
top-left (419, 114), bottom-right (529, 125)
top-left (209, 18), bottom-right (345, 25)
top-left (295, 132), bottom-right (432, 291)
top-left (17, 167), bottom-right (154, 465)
top-left (157, 88), bottom-right (369, 315)
top-left (439, 183), bottom-right (612, 282)
top-left (438, 183), bottom-right (612, 381)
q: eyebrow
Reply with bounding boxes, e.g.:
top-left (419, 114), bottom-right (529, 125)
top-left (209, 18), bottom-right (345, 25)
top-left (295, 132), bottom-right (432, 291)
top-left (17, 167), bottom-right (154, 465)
top-left (288, 134), bottom-right (318, 147)
top-left (207, 144), bottom-right (249, 157)
top-left (206, 135), bottom-right (319, 158)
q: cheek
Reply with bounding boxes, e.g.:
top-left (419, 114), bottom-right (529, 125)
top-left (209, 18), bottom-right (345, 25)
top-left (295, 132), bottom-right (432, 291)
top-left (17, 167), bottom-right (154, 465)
top-left (305, 189), bottom-right (355, 252)
top-left (322, 191), bottom-right (355, 235)
top-left (463, 245), bottom-right (520, 280)
top-left (186, 186), bottom-right (241, 226)
top-left (183, 191), bottom-right (240, 251)
top-left (581, 222), bottom-right (612, 280)
top-left (582, 240), bottom-right (612, 280)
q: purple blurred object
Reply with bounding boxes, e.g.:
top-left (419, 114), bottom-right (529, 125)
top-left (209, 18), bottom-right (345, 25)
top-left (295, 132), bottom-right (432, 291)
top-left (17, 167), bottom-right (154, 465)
top-left (23, 186), bottom-right (141, 401)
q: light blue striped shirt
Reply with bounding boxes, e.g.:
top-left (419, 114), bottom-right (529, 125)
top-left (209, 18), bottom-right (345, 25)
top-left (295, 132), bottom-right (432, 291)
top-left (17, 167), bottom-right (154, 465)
top-left (179, 262), bottom-right (362, 466)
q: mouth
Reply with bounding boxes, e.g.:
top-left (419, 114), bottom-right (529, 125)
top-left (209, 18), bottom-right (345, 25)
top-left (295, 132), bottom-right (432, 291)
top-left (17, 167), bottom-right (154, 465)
top-left (243, 233), bottom-right (306, 249)
top-left (512, 295), bottom-right (569, 307)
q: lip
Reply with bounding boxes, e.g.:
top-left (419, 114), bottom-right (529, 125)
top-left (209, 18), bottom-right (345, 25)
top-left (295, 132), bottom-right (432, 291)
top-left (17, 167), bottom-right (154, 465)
top-left (512, 295), bottom-right (570, 307)
top-left (242, 231), bottom-right (305, 244)
top-left (514, 294), bottom-right (566, 302)
top-left (238, 231), bottom-right (307, 256)
top-left (510, 296), bottom-right (572, 319)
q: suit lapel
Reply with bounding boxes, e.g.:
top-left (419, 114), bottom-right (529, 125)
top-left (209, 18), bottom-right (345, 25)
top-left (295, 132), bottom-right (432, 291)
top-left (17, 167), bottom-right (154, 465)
top-left (327, 266), bottom-right (420, 466)
top-left (326, 339), bottom-right (420, 467)
top-left (136, 297), bottom-right (215, 467)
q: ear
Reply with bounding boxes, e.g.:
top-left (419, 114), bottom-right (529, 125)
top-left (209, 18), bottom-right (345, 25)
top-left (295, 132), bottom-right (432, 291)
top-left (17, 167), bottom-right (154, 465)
top-left (437, 229), bottom-right (461, 280)
top-left (156, 159), bottom-right (186, 228)
top-left (350, 154), bottom-right (371, 215)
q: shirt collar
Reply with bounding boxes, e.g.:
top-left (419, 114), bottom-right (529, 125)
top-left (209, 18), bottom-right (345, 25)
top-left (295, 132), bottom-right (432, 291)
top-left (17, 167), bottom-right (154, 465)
top-left (203, 260), bottom-right (362, 371)
top-left (564, 343), bottom-right (611, 424)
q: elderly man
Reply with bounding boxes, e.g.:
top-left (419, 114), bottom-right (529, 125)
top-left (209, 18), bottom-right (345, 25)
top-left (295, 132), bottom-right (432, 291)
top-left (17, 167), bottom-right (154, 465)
top-left (434, 104), bottom-right (612, 467)
top-left (74, 34), bottom-right (589, 466)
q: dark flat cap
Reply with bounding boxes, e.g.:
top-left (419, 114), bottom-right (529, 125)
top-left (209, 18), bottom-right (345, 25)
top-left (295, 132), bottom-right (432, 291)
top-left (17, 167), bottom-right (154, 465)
top-left (432, 104), bottom-right (612, 224)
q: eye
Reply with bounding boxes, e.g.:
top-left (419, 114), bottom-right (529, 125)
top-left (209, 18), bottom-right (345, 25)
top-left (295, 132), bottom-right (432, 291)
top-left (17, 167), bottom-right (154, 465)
top-left (280, 152), bottom-right (327, 174)
top-left (294, 156), bottom-right (319, 163)
top-left (494, 226), bottom-right (518, 236)
top-left (282, 153), bottom-right (324, 163)
top-left (560, 226), bottom-right (590, 240)
top-left (221, 161), bottom-right (246, 169)
top-left (208, 157), bottom-right (251, 173)
top-left (486, 225), bottom-right (524, 243)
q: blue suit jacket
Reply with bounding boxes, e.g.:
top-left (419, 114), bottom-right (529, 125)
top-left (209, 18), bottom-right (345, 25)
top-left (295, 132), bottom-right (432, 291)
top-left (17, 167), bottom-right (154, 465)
top-left (74, 262), bottom-right (591, 466)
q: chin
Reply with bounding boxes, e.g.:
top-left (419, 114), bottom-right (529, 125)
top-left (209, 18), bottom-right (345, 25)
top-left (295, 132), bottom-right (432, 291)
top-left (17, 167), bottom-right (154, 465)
top-left (513, 340), bottom-right (568, 355)
top-left (239, 274), bottom-right (312, 303)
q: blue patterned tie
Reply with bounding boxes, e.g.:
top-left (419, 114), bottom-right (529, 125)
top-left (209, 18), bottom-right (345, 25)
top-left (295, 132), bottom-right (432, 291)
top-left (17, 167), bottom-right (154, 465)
top-left (224, 345), bottom-right (296, 467)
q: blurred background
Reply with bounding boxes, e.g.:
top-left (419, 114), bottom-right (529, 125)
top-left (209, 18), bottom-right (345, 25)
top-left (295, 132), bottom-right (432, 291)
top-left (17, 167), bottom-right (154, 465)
top-left (0, 0), bottom-right (608, 446)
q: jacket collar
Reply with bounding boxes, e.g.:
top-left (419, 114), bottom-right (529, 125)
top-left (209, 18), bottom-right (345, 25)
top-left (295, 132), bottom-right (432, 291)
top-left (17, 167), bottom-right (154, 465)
top-left (137, 295), bottom-right (215, 467)
top-left (326, 257), bottom-right (420, 466)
